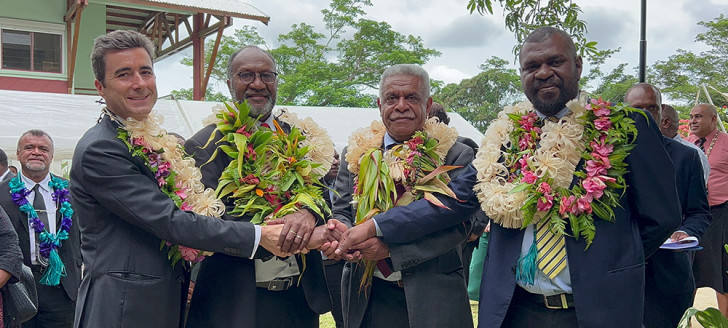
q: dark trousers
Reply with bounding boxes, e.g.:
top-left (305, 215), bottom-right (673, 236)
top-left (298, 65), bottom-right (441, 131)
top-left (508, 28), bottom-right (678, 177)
top-left (323, 260), bottom-right (345, 328)
top-left (361, 278), bottom-right (409, 328)
top-left (255, 283), bottom-right (317, 328)
top-left (644, 290), bottom-right (694, 328)
top-left (501, 287), bottom-right (577, 328)
top-left (22, 270), bottom-right (75, 328)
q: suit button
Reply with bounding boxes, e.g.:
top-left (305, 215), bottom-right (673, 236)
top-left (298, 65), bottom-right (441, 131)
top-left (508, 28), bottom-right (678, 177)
top-left (511, 266), bottom-right (516, 274)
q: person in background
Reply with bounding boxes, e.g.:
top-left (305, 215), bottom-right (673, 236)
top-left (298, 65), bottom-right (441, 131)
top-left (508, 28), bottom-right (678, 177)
top-left (0, 130), bottom-right (82, 328)
top-left (624, 83), bottom-right (711, 327)
top-left (0, 150), bottom-right (14, 183)
top-left (0, 205), bottom-right (24, 328)
top-left (687, 103), bottom-right (728, 317)
top-left (660, 104), bottom-right (710, 183)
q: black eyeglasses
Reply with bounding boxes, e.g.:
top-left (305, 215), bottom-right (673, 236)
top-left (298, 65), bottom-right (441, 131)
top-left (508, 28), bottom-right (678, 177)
top-left (236, 71), bottom-right (277, 84)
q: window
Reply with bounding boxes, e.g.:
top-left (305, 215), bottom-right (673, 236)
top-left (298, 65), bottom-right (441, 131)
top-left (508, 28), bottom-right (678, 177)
top-left (1, 29), bottom-right (62, 73)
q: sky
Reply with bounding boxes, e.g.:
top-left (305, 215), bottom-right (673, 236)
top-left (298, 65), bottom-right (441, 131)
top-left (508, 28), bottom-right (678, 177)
top-left (154, 0), bottom-right (728, 98)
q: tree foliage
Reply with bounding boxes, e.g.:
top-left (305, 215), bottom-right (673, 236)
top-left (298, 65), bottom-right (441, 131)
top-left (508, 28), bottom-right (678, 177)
top-left (434, 57), bottom-right (523, 132)
top-left (650, 14), bottom-right (728, 109)
top-left (466, 0), bottom-right (600, 59)
top-left (175, 0), bottom-right (439, 107)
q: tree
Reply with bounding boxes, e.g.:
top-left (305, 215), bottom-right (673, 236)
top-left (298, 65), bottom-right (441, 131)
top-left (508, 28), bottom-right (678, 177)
top-left (170, 88), bottom-right (229, 102)
top-left (466, 0), bottom-right (600, 59)
top-left (173, 0), bottom-right (439, 107)
top-left (434, 56), bottom-right (523, 132)
top-left (650, 14), bottom-right (728, 110)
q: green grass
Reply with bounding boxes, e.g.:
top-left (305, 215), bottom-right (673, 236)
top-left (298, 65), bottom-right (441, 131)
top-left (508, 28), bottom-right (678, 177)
top-left (318, 301), bottom-right (480, 327)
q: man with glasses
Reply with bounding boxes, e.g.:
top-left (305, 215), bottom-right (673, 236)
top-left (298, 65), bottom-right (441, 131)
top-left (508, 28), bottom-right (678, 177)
top-left (185, 46), bottom-right (332, 328)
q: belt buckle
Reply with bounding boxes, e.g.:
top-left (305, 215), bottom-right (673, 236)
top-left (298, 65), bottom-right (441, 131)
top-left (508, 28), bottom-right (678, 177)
top-left (543, 294), bottom-right (569, 310)
top-left (267, 277), bottom-right (291, 291)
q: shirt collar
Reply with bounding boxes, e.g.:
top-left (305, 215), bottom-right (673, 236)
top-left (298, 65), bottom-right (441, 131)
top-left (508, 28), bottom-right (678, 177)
top-left (383, 132), bottom-right (399, 149)
top-left (20, 172), bottom-right (52, 193)
top-left (535, 106), bottom-right (571, 120)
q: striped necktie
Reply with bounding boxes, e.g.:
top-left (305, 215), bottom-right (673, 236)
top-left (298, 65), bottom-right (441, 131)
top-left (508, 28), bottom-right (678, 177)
top-left (536, 219), bottom-right (567, 279)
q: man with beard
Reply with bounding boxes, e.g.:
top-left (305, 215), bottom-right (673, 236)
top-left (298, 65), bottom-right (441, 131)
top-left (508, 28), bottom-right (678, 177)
top-left (185, 46), bottom-right (334, 328)
top-left (0, 130), bottom-right (81, 327)
top-left (337, 27), bottom-right (681, 327)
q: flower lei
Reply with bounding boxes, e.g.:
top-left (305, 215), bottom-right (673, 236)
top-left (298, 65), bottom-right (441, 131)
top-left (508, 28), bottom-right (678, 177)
top-left (473, 94), bottom-right (644, 247)
top-left (8, 174), bottom-right (72, 286)
top-left (347, 118), bottom-right (459, 289)
top-left (114, 110), bottom-right (225, 268)
top-left (204, 101), bottom-right (334, 225)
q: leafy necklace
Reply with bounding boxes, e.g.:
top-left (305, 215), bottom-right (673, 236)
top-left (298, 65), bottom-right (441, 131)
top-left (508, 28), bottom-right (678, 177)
top-left (109, 109), bottom-right (225, 268)
top-left (473, 94), bottom-right (644, 247)
top-left (346, 118), bottom-right (460, 289)
top-left (8, 174), bottom-right (72, 286)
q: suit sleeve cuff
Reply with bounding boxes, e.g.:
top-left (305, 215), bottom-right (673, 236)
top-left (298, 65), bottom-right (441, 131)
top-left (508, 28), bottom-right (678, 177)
top-left (250, 225), bottom-right (261, 259)
top-left (373, 218), bottom-right (383, 237)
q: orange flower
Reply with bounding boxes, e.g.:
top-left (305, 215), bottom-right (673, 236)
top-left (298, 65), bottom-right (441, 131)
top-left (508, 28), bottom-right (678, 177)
top-left (255, 189), bottom-right (264, 197)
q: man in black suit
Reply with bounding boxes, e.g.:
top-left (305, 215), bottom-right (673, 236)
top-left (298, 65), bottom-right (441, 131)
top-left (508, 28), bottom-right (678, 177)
top-left (185, 46), bottom-right (332, 328)
top-left (0, 130), bottom-right (81, 328)
top-left (338, 27), bottom-right (681, 327)
top-left (0, 149), bottom-right (14, 183)
top-left (71, 30), bottom-right (287, 328)
top-left (625, 83), bottom-right (711, 328)
top-left (328, 64), bottom-right (475, 328)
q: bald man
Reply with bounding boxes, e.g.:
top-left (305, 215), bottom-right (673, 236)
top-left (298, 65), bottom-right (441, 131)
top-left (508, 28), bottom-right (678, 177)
top-left (687, 103), bottom-right (728, 316)
top-left (625, 83), bottom-right (711, 328)
top-left (661, 104), bottom-right (710, 182)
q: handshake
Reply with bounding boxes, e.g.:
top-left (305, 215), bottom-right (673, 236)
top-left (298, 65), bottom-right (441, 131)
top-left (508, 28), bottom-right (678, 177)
top-left (258, 209), bottom-right (390, 261)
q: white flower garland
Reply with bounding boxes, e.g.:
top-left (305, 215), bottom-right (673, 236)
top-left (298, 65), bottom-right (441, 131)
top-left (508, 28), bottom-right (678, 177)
top-left (473, 93), bottom-right (589, 228)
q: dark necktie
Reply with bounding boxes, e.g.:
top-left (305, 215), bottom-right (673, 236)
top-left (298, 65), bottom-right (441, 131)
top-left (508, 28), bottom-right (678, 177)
top-left (546, 116), bottom-right (559, 123)
top-left (695, 137), bottom-right (707, 150)
top-left (33, 184), bottom-right (50, 265)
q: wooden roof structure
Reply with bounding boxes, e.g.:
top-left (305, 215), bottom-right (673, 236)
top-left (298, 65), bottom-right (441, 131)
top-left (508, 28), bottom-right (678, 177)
top-left (65, 0), bottom-right (269, 98)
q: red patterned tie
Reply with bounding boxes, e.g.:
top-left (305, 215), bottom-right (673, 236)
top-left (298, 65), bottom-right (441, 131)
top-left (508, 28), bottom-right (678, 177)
top-left (260, 122), bottom-right (270, 129)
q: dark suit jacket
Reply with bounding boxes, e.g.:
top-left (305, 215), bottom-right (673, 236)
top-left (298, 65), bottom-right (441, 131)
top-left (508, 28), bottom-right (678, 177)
top-left (645, 137), bottom-right (711, 296)
top-left (0, 174), bottom-right (82, 301)
top-left (184, 122), bottom-right (330, 328)
top-left (1, 171), bottom-right (15, 183)
top-left (0, 204), bottom-right (24, 327)
top-left (371, 113), bottom-right (682, 327)
top-left (332, 139), bottom-right (475, 328)
top-left (70, 116), bottom-right (258, 328)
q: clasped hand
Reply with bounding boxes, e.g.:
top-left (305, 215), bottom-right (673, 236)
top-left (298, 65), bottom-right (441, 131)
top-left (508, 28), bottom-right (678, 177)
top-left (261, 216), bottom-right (390, 261)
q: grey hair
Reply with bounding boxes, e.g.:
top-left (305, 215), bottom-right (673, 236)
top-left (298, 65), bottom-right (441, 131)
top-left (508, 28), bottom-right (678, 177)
top-left (521, 27), bottom-right (577, 59)
top-left (227, 46), bottom-right (277, 83)
top-left (17, 129), bottom-right (54, 152)
top-left (91, 30), bottom-right (155, 86)
top-left (379, 64), bottom-right (430, 99)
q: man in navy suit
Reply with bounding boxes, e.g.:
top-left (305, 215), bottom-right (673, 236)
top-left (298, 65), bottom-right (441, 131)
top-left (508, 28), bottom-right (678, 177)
top-left (625, 83), bottom-right (711, 328)
top-left (337, 27), bottom-right (681, 327)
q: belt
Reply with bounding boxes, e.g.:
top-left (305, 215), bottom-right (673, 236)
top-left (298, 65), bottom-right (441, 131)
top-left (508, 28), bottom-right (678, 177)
top-left (516, 286), bottom-right (574, 310)
top-left (256, 276), bottom-right (294, 291)
top-left (711, 201), bottom-right (728, 210)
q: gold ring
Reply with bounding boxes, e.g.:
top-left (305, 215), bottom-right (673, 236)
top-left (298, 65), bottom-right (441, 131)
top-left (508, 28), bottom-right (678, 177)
top-left (289, 231), bottom-right (297, 236)
top-left (295, 235), bottom-right (303, 240)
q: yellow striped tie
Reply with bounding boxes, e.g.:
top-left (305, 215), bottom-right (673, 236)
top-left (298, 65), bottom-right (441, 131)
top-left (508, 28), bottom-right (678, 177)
top-left (536, 220), bottom-right (567, 279)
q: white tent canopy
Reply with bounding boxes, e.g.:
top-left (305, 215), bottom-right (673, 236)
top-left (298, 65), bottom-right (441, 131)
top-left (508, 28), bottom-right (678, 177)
top-left (0, 89), bottom-right (484, 173)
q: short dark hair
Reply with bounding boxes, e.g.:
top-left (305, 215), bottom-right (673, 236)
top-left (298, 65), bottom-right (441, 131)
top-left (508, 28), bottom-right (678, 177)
top-left (521, 27), bottom-right (577, 59)
top-left (91, 30), bottom-right (155, 86)
top-left (17, 129), bottom-right (54, 153)
top-left (0, 148), bottom-right (7, 169)
top-left (227, 46), bottom-right (277, 83)
top-left (428, 102), bottom-right (450, 125)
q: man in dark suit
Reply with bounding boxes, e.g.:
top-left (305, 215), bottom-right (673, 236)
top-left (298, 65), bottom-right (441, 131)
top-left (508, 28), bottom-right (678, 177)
top-left (71, 30), bottom-right (288, 328)
top-left (0, 149), bottom-right (14, 183)
top-left (185, 45), bottom-right (332, 328)
top-left (0, 130), bottom-right (81, 328)
top-left (328, 64), bottom-right (475, 328)
top-left (625, 83), bottom-right (711, 327)
top-left (338, 27), bottom-right (681, 327)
